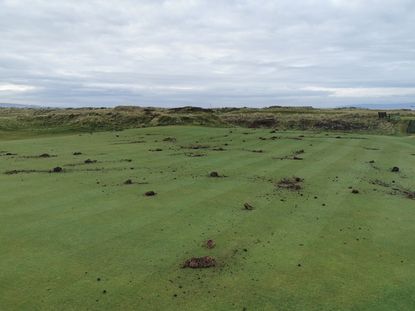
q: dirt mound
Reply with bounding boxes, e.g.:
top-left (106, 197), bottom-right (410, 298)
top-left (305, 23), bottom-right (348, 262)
top-left (51, 167), bottom-right (63, 173)
top-left (244, 202), bottom-right (254, 210)
top-left (182, 256), bottom-right (216, 268)
top-left (277, 177), bottom-right (304, 190)
top-left (205, 239), bottom-right (215, 249)
top-left (145, 191), bottom-right (156, 196)
top-left (209, 171), bottom-right (220, 177)
top-left (391, 166), bottom-right (400, 172)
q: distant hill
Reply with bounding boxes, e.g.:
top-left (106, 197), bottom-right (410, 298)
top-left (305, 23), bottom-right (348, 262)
top-left (0, 103), bottom-right (41, 108)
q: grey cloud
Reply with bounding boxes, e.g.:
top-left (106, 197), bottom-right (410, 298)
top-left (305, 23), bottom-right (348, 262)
top-left (0, 0), bottom-right (414, 107)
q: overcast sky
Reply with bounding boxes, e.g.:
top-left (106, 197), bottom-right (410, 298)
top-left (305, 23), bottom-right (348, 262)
top-left (1, 0), bottom-right (415, 108)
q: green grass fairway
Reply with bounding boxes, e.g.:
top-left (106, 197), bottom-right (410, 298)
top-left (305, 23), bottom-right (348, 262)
top-left (1, 126), bottom-right (415, 310)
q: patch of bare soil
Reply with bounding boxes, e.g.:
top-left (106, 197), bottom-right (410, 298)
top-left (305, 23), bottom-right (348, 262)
top-left (182, 256), bottom-right (216, 268)
top-left (277, 177), bottom-right (304, 190)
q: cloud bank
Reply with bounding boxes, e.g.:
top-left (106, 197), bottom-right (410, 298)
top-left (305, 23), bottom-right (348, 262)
top-left (0, 0), bottom-right (414, 107)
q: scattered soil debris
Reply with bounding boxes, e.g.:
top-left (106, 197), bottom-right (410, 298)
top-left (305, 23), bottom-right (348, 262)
top-left (391, 166), bottom-right (400, 172)
top-left (145, 191), bottom-right (156, 196)
top-left (277, 177), bottom-right (304, 191)
top-left (84, 159), bottom-right (97, 164)
top-left (205, 239), bottom-right (216, 249)
top-left (182, 256), bottom-right (216, 269)
top-left (244, 202), bottom-right (254, 210)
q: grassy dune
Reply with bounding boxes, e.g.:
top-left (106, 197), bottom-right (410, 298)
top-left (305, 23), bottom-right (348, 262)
top-left (1, 126), bottom-right (415, 310)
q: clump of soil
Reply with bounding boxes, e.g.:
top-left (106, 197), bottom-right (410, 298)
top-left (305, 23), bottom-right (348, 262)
top-left (182, 256), bottom-right (216, 268)
top-left (84, 159), bottom-right (97, 164)
top-left (391, 166), bottom-right (400, 172)
top-left (205, 239), bottom-right (215, 249)
top-left (277, 177), bottom-right (304, 190)
top-left (124, 179), bottom-right (133, 185)
top-left (51, 167), bottom-right (63, 173)
top-left (145, 191), bottom-right (156, 196)
top-left (209, 171), bottom-right (220, 177)
top-left (73, 152), bottom-right (82, 155)
top-left (351, 189), bottom-right (359, 194)
top-left (244, 202), bottom-right (254, 210)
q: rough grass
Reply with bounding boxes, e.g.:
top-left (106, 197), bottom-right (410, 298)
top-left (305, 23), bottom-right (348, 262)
top-left (0, 126), bottom-right (415, 310)
top-left (1, 106), bottom-right (414, 135)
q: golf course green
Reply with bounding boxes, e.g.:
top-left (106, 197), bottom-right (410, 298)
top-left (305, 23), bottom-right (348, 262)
top-left (1, 126), bottom-right (414, 310)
